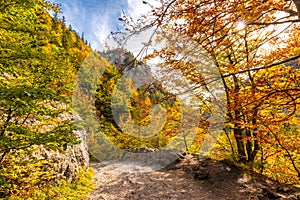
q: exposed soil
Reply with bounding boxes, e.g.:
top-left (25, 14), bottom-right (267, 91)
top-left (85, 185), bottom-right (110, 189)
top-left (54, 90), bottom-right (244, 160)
top-left (87, 154), bottom-right (300, 200)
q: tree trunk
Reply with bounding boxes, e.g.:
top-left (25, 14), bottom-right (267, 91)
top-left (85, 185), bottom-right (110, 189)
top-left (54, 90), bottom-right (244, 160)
top-left (248, 139), bottom-right (259, 162)
top-left (234, 128), bottom-right (259, 163)
top-left (234, 128), bottom-right (247, 162)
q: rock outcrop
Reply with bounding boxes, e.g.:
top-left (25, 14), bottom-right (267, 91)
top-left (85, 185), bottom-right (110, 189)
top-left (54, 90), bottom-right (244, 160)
top-left (32, 129), bottom-right (89, 183)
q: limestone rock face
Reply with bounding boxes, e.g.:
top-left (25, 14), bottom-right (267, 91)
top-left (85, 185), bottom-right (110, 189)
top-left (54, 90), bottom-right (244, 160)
top-left (32, 129), bottom-right (89, 183)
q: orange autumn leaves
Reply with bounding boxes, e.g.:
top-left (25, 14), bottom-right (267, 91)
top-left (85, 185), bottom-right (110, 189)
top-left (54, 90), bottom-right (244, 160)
top-left (117, 0), bottom-right (300, 182)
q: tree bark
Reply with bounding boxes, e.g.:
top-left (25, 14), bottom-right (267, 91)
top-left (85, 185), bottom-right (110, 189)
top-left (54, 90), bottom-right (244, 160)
top-left (293, 0), bottom-right (300, 18)
top-left (234, 128), bottom-right (247, 162)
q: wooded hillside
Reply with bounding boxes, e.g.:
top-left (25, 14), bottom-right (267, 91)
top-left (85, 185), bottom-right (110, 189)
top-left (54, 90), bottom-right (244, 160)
top-left (1, 0), bottom-right (300, 199)
top-left (0, 0), bottom-right (92, 198)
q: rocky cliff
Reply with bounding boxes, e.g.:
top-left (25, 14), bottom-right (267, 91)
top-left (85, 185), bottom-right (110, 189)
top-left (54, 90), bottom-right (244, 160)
top-left (32, 129), bottom-right (89, 183)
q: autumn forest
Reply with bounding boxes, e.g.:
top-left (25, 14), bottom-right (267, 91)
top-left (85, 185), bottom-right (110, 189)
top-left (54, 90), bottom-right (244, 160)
top-left (1, 0), bottom-right (300, 199)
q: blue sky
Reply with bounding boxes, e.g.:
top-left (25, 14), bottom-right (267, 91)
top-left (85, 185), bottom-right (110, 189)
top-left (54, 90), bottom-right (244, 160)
top-left (50, 0), bottom-right (150, 49)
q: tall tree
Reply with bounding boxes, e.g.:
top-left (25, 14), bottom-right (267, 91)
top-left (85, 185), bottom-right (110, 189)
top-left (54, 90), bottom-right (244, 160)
top-left (118, 0), bottom-right (300, 181)
top-left (0, 0), bottom-right (91, 196)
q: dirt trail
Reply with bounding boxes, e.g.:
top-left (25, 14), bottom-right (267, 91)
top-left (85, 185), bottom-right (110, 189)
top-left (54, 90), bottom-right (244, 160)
top-left (87, 155), bottom-right (300, 200)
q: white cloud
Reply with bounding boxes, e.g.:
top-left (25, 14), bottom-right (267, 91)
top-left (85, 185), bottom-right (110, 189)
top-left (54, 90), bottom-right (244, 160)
top-left (56, 0), bottom-right (86, 30)
top-left (92, 11), bottom-right (111, 49)
top-left (51, 0), bottom-right (163, 49)
top-left (95, 0), bottom-right (155, 50)
top-left (51, 0), bottom-right (129, 49)
top-left (127, 0), bottom-right (150, 19)
top-left (126, 0), bottom-right (161, 20)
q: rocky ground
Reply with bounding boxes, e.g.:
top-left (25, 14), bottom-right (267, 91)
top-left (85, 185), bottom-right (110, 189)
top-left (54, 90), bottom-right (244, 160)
top-left (87, 154), bottom-right (300, 200)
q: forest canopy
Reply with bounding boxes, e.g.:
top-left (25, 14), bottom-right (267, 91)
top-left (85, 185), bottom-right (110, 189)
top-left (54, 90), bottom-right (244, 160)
top-left (109, 0), bottom-right (300, 184)
top-left (0, 0), bottom-right (91, 197)
top-left (1, 1), bottom-right (300, 198)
